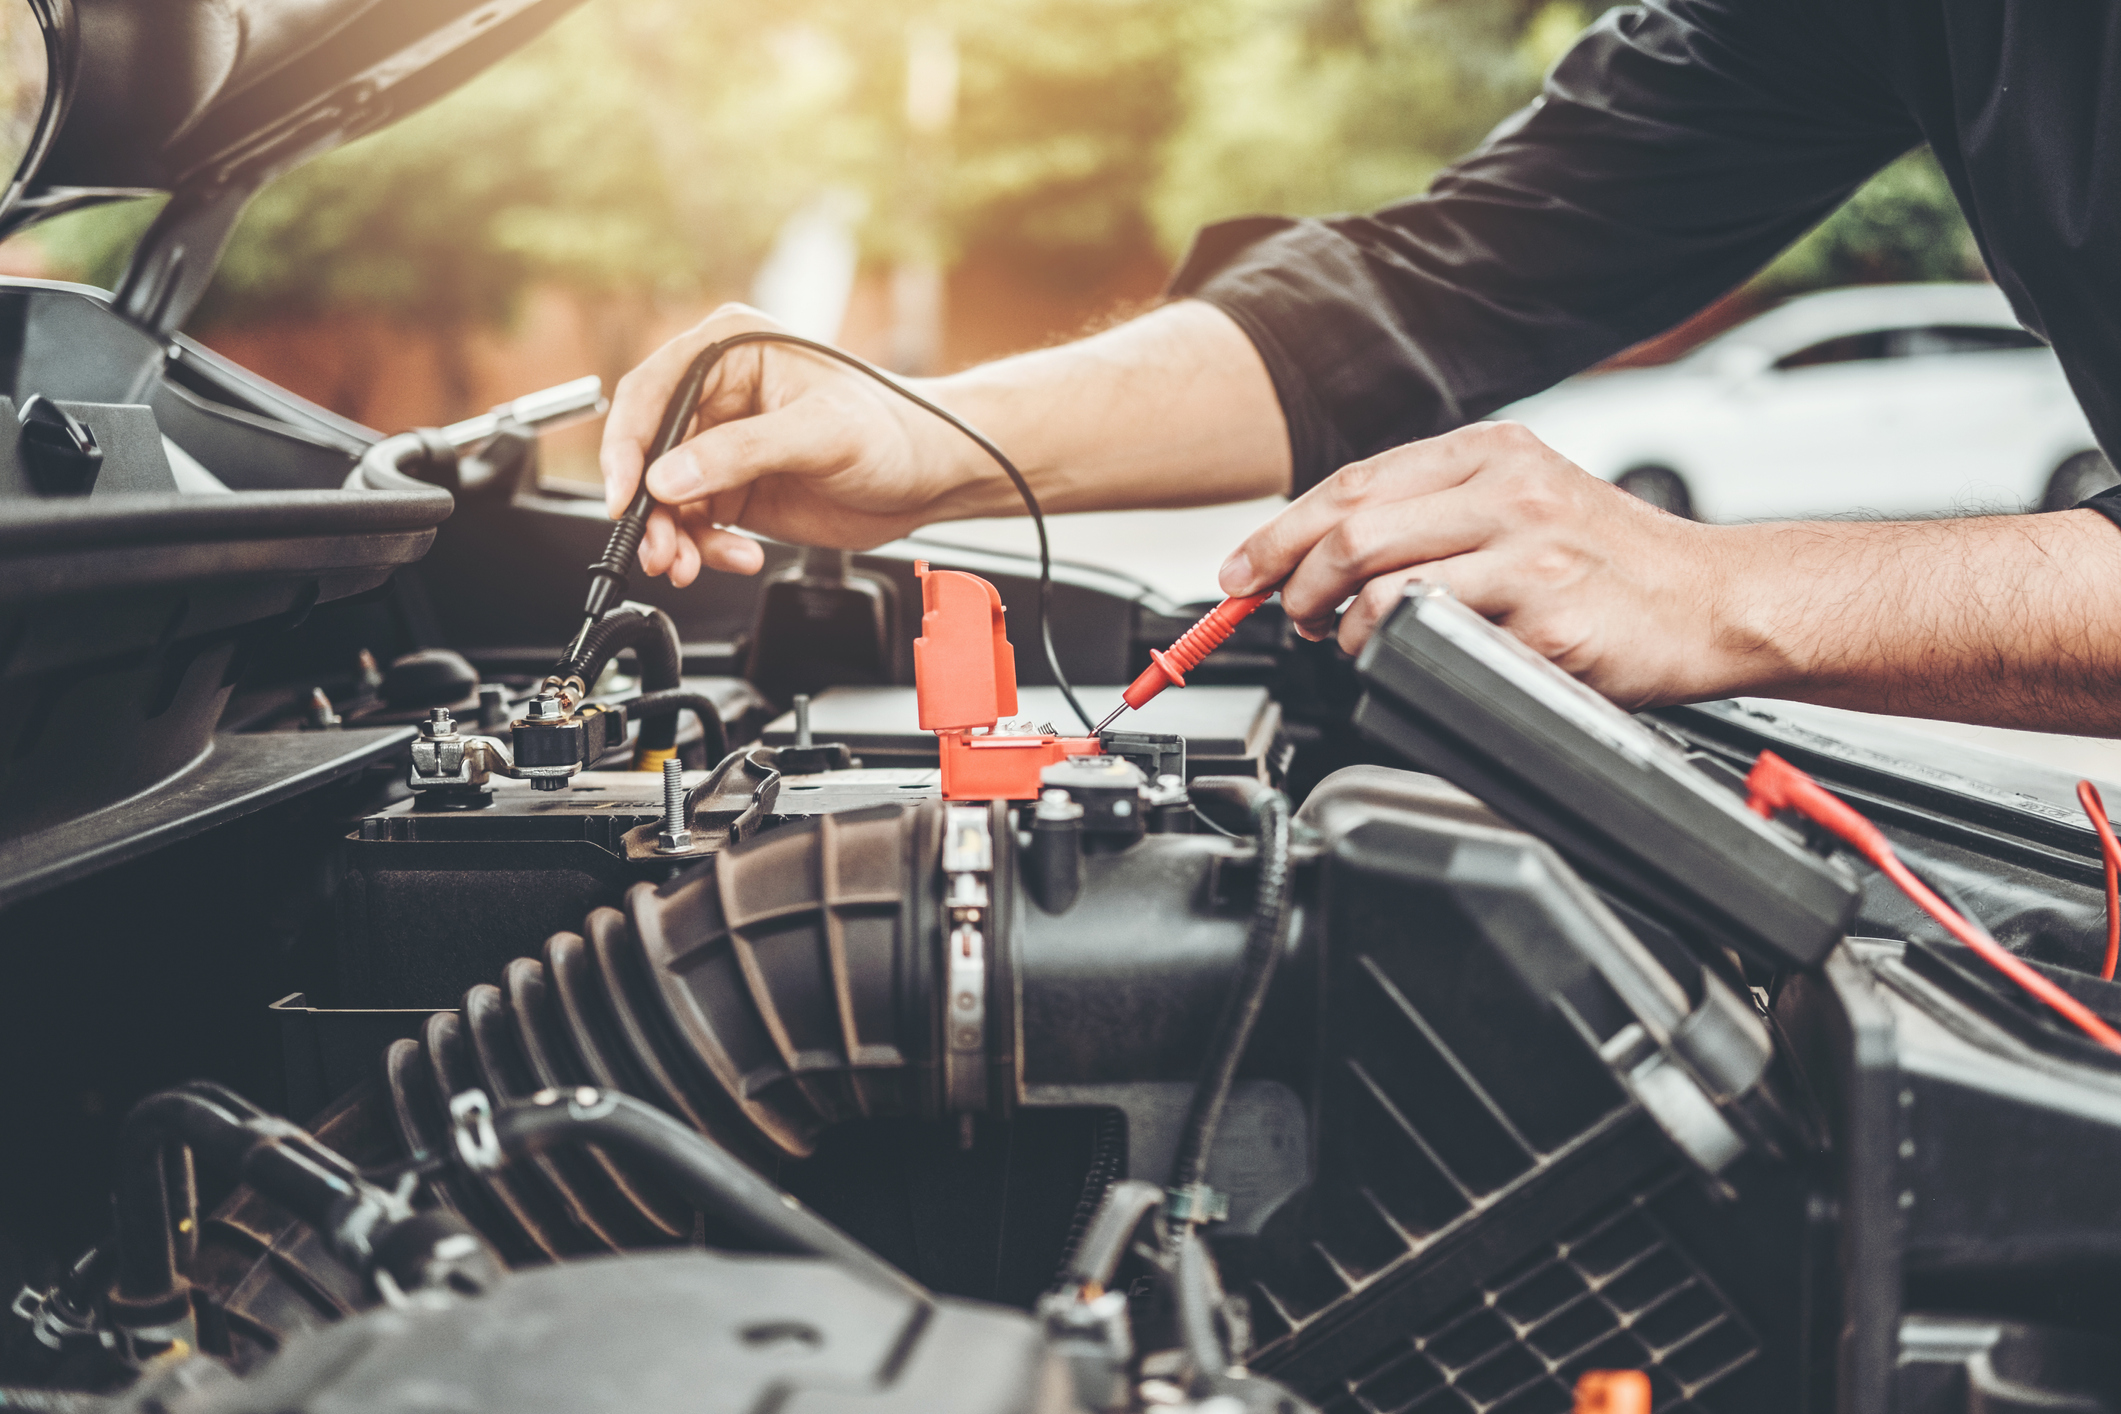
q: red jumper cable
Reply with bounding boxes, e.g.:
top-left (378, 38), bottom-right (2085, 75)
top-left (1093, 591), bottom-right (1276, 733)
top-left (1747, 750), bottom-right (2121, 1053)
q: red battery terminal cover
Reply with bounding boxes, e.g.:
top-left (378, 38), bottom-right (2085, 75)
top-left (913, 562), bottom-right (1100, 800)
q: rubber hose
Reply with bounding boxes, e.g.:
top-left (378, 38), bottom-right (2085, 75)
top-left (116, 1091), bottom-right (367, 1307)
top-left (1174, 1227), bottom-right (1233, 1387)
top-left (380, 804), bottom-right (944, 1265)
top-left (1163, 784), bottom-right (1293, 1246)
top-left (343, 428), bottom-right (458, 495)
top-left (554, 606), bottom-right (683, 752)
top-left (488, 1092), bottom-right (920, 1300)
top-left (113, 1090), bottom-right (229, 1308)
top-left (622, 689), bottom-right (730, 764)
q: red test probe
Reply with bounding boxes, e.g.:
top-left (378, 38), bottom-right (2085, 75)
top-left (1094, 591), bottom-right (1275, 733)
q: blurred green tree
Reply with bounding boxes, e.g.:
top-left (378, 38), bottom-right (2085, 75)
top-left (34, 5), bottom-right (810, 326)
top-left (1151, 0), bottom-right (1578, 248)
top-left (1753, 147), bottom-right (1984, 294)
top-left (30, 0), bottom-right (1983, 352)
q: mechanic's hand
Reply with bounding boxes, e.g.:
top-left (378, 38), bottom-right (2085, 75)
top-left (1217, 421), bottom-right (1745, 707)
top-left (599, 305), bottom-right (970, 586)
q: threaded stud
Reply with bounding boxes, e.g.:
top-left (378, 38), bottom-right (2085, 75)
top-left (656, 758), bottom-right (691, 852)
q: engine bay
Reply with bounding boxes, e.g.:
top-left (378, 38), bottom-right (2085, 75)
top-left (7, 5), bottom-right (2121, 1412)
top-left (10, 341), bottom-right (2121, 1413)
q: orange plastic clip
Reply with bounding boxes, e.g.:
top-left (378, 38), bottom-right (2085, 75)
top-left (913, 562), bottom-right (1099, 800)
top-left (1573, 1370), bottom-right (1650, 1414)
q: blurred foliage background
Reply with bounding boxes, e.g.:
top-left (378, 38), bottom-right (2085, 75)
top-left (24, 0), bottom-right (1983, 401)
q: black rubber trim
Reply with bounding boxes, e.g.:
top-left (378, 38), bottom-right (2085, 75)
top-left (0, 488), bottom-right (451, 552)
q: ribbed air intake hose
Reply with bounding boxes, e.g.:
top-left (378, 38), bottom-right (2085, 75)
top-left (173, 793), bottom-right (1283, 1369)
top-left (380, 799), bottom-right (955, 1263)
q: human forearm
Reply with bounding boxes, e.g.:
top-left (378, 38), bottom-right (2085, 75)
top-left (1224, 421), bottom-right (2121, 736)
top-left (913, 299), bottom-right (1291, 520)
top-left (600, 299), bottom-right (1291, 584)
top-left (1712, 509), bottom-right (2121, 732)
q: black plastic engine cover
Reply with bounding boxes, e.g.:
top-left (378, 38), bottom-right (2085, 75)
top-left (1778, 937), bottom-right (2121, 1414)
top-left (108, 1250), bottom-right (1064, 1414)
top-left (1244, 769), bottom-right (1806, 1414)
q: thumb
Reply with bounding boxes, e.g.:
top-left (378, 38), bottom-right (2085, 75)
top-left (598, 422), bottom-right (645, 520)
top-left (644, 403), bottom-right (862, 507)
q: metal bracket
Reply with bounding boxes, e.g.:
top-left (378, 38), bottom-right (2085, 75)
top-left (407, 707), bottom-right (526, 799)
top-left (942, 805), bottom-right (994, 1113)
top-left (11, 1283), bottom-right (101, 1353)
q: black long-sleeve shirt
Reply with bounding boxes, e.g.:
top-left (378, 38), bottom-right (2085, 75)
top-left (1172, 0), bottom-right (2121, 496)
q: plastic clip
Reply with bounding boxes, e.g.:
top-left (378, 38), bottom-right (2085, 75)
top-left (448, 1089), bottom-right (502, 1172)
top-left (1164, 1183), bottom-right (1229, 1225)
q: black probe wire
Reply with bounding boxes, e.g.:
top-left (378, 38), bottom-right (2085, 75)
top-left (595, 330), bottom-right (1097, 734)
top-left (1164, 785), bottom-right (1294, 1253)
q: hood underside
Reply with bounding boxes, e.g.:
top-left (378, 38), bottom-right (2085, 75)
top-left (11, 0), bottom-right (585, 229)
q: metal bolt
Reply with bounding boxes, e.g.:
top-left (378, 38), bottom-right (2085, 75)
top-left (306, 687), bottom-right (341, 730)
top-left (525, 694), bottom-right (565, 723)
top-left (793, 694), bottom-right (813, 749)
top-left (656, 758), bottom-right (692, 852)
top-left (662, 756), bottom-right (685, 820)
top-left (1035, 788), bottom-right (1083, 821)
top-left (354, 648), bottom-right (383, 694)
top-left (422, 706), bottom-right (455, 739)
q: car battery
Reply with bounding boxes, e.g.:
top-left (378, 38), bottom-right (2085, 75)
top-left (757, 682), bottom-right (1281, 781)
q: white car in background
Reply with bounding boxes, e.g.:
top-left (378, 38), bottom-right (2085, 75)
top-left (1497, 282), bottom-right (2112, 521)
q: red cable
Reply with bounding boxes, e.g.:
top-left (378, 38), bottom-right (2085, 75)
top-left (2076, 780), bottom-right (2121, 982)
top-left (1747, 751), bottom-right (2121, 1053)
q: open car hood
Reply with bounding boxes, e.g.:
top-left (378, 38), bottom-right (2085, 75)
top-left (4, 0), bottom-right (584, 333)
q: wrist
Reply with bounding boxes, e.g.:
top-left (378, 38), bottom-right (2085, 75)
top-left (898, 373), bottom-right (1041, 522)
top-left (1689, 522), bottom-right (1815, 700)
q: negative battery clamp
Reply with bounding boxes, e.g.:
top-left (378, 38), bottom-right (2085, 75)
top-left (914, 562), bottom-right (1101, 800)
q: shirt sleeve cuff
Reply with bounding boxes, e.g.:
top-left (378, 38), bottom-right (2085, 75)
top-left (2076, 484), bottom-right (2121, 533)
top-left (1165, 217), bottom-right (1362, 498)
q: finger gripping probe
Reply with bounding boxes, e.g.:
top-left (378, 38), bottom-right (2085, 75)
top-left (1093, 591), bottom-right (1274, 733)
top-left (559, 342), bottom-right (730, 677)
top-left (556, 329), bottom-right (1102, 731)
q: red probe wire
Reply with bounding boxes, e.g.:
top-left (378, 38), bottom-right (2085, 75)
top-left (1747, 751), bottom-right (2121, 1053)
top-left (1094, 591), bottom-right (1275, 732)
top-left (2076, 780), bottom-right (2121, 981)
